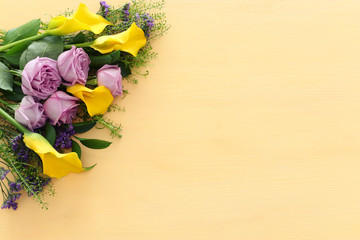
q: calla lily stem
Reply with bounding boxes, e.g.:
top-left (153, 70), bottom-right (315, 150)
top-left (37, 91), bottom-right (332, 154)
top-left (0, 32), bottom-right (50, 52)
top-left (64, 41), bottom-right (94, 49)
top-left (0, 106), bottom-right (30, 134)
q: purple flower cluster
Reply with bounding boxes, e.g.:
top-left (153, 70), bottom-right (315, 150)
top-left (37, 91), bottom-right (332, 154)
top-left (54, 124), bottom-right (75, 150)
top-left (11, 134), bottom-right (30, 162)
top-left (0, 167), bottom-right (9, 181)
top-left (1, 180), bottom-right (22, 210)
top-left (122, 3), bottom-right (130, 21)
top-left (1, 193), bottom-right (21, 210)
top-left (9, 181), bottom-right (22, 192)
top-left (100, 1), bottom-right (110, 17)
top-left (135, 13), bottom-right (155, 38)
top-left (142, 13), bottom-right (155, 37)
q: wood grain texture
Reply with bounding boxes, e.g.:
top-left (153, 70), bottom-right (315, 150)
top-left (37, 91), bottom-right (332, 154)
top-left (1, 0), bottom-right (360, 239)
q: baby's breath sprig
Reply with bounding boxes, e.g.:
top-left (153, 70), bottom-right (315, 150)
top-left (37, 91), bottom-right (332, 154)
top-left (93, 115), bottom-right (122, 138)
top-left (108, 103), bottom-right (126, 112)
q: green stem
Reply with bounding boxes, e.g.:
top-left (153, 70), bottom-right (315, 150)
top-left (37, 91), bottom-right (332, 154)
top-left (0, 107), bottom-right (29, 133)
top-left (0, 32), bottom-right (50, 52)
top-left (64, 41), bottom-right (94, 49)
top-left (0, 183), bottom-right (8, 198)
top-left (13, 80), bottom-right (21, 86)
top-left (0, 98), bottom-right (11, 106)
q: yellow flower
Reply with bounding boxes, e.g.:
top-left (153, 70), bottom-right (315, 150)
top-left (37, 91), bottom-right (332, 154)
top-left (67, 84), bottom-right (114, 117)
top-left (90, 22), bottom-right (146, 56)
top-left (23, 132), bottom-right (84, 179)
top-left (47, 3), bottom-right (111, 36)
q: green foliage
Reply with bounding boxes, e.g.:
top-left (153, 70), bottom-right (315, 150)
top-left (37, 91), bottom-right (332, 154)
top-left (73, 121), bottom-right (97, 134)
top-left (0, 61), bottom-right (13, 91)
top-left (74, 136), bottom-right (112, 149)
top-left (19, 36), bottom-right (64, 69)
top-left (3, 19), bottom-right (40, 45)
top-left (89, 50), bottom-right (121, 68)
top-left (108, 104), bottom-right (126, 112)
top-left (71, 140), bottom-right (82, 158)
top-left (45, 123), bottom-right (56, 146)
top-left (93, 115), bottom-right (122, 138)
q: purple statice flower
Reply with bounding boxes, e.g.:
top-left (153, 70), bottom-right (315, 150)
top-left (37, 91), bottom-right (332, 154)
top-left (1, 193), bottom-right (21, 210)
top-left (100, 1), bottom-right (110, 17)
top-left (136, 13), bottom-right (155, 38)
top-left (143, 13), bottom-right (155, 37)
top-left (11, 134), bottom-right (22, 152)
top-left (0, 167), bottom-right (10, 181)
top-left (122, 3), bottom-right (130, 21)
top-left (11, 134), bottom-right (30, 162)
top-left (9, 181), bottom-right (22, 192)
top-left (135, 13), bottom-right (140, 25)
top-left (54, 124), bottom-right (75, 150)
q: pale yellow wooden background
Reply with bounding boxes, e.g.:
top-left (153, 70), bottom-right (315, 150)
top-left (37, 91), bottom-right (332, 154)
top-left (1, 0), bottom-right (360, 239)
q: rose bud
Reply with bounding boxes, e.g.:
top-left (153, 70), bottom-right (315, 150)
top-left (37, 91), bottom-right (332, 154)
top-left (15, 96), bottom-right (47, 131)
top-left (57, 46), bottom-right (91, 86)
top-left (43, 91), bottom-right (79, 125)
top-left (97, 64), bottom-right (122, 96)
top-left (21, 57), bottom-right (62, 100)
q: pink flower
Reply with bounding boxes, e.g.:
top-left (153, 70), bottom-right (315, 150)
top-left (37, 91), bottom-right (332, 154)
top-left (21, 57), bottom-right (62, 100)
top-left (15, 96), bottom-right (47, 131)
top-left (97, 64), bottom-right (122, 96)
top-left (43, 91), bottom-right (79, 125)
top-left (57, 46), bottom-right (91, 86)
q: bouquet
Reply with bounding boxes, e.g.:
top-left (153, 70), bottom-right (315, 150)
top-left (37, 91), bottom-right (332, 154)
top-left (0, 1), bottom-right (169, 210)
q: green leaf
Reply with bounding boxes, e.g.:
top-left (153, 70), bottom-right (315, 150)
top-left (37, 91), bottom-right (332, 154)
top-left (44, 123), bottom-right (56, 146)
top-left (83, 164), bottom-right (96, 171)
top-left (89, 50), bottom-right (121, 68)
top-left (74, 136), bottom-right (112, 149)
top-left (117, 61), bottom-right (132, 77)
top-left (72, 121), bottom-right (97, 134)
top-left (3, 19), bottom-right (40, 45)
top-left (85, 78), bottom-right (97, 86)
top-left (3, 41), bottom-right (32, 66)
top-left (71, 140), bottom-right (82, 159)
top-left (0, 84), bottom-right (24, 101)
top-left (68, 32), bottom-right (85, 44)
top-left (7, 103), bottom-right (19, 111)
top-left (19, 36), bottom-right (64, 69)
top-left (0, 62), bottom-right (13, 91)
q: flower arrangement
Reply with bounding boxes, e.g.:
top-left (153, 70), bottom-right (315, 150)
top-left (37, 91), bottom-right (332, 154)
top-left (0, 1), bottom-right (169, 210)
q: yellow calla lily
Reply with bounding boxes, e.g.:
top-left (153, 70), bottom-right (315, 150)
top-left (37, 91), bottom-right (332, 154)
top-left (90, 22), bottom-right (146, 56)
top-left (47, 3), bottom-right (111, 35)
top-left (23, 132), bottom-right (84, 179)
top-left (67, 84), bottom-right (113, 117)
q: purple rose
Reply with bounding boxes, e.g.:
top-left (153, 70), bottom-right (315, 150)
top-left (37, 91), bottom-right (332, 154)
top-left (57, 46), bottom-right (91, 86)
top-left (15, 96), bottom-right (47, 131)
top-left (43, 91), bottom-right (79, 125)
top-left (97, 64), bottom-right (122, 96)
top-left (21, 57), bottom-right (62, 100)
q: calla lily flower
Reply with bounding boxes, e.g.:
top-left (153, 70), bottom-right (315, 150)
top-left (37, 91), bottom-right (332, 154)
top-left (90, 22), bottom-right (146, 56)
top-left (47, 3), bottom-right (112, 36)
top-left (67, 84), bottom-right (113, 117)
top-left (23, 132), bottom-right (85, 179)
